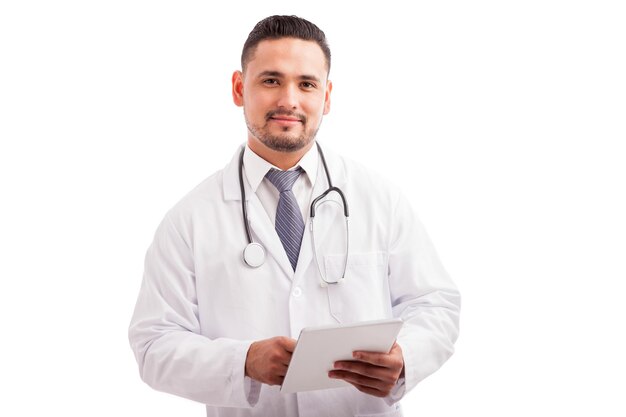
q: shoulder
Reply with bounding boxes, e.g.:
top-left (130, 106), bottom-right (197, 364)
top-left (162, 165), bottom-right (227, 231)
top-left (321, 145), bottom-right (402, 204)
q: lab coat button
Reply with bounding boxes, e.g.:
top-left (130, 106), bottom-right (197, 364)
top-left (292, 287), bottom-right (302, 297)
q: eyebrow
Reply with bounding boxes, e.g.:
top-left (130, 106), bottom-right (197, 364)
top-left (257, 70), bottom-right (321, 83)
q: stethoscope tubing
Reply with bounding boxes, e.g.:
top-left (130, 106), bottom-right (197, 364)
top-left (238, 142), bottom-right (349, 284)
top-left (238, 147), bottom-right (254, 246)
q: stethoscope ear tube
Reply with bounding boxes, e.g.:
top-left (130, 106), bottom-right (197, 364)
top-left (310, 186), bottom-right (349, 218)
top-left (312, 142), bottom-right (349, 219)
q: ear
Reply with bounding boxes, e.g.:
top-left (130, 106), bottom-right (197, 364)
top-left (232, 70), bottom-right (244, 107)
top-left (323, 80), bottom-right (332, 115)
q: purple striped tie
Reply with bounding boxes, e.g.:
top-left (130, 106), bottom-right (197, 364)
top-left (265, 168), bottom-right (305, 271)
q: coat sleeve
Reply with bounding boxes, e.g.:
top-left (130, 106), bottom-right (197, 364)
top-left (128, 211), bottom-right (261, 407)
top-left (387, 192), bottom-right (461, 398)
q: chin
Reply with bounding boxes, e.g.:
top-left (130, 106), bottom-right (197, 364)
top-left (262, 136), bottom-right (312, 153)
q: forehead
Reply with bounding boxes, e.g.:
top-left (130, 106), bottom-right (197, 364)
top-left (246, 38), bottom-right (328, 79)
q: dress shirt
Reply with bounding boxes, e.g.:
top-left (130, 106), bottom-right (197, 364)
top-left (243, 143), bottom-right (319, 225)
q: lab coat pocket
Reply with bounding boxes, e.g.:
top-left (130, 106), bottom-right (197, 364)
top-left (324, 252), bottom-right (391, 323)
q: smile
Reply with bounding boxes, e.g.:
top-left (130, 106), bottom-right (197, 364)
top-left (266, 109), bottom-right (307, 125)
top-left (269, 117), bottom-right (303, 126)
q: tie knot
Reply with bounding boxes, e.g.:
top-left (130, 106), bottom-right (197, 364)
top-left (265, 168), bottom-right (302, 192)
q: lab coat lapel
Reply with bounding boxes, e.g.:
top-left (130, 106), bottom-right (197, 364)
top-left (247, 193), bottom-right (296, 279)
top-left (223, 145), bottom-right (295, 280)
top-left (295, 147), bottom-right (347, 278)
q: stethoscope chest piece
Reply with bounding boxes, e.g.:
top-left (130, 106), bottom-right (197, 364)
top-left (243, 242), bottom-right (265, 268)
top-left (238, 143), bottom-right (348, 275)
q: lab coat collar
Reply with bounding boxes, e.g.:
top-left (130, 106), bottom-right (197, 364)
top-left (223, 141), bottom-right (345, 202)
top-left (242, 144), bottom-right (318, 194)
top-left (223, 145), bottom-right (246, 202)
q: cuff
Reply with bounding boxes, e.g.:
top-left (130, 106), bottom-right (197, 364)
top-left (244, 376), bottom-right (262, 406)
top-left (229, 340), bottom-right (261, 407)
top-left (384, 376), bottom-right (406, 406)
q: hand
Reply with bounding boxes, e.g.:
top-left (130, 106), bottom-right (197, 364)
top-left (245, 336), bottom-right (296, 385)
top-left (329, 342), bottom-right (405, 398)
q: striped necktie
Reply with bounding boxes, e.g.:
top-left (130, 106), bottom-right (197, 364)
top-left (265, 168), bottom-right (305, 271)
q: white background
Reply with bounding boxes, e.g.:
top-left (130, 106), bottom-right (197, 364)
top-left (1, 1), bottom-right (625, 415)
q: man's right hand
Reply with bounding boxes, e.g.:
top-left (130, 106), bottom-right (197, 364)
top-left (245, 336), bottom-right (297, 385)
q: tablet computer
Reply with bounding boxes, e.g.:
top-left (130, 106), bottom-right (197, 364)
top-left (280, 318), bottom-right (403, 393)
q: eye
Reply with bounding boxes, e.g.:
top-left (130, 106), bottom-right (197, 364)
top-left (300, 81), bottom-right (316, 89)
top-left (263, 78), bottom-right (279, 86)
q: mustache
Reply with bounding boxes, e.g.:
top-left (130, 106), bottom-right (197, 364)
top-left (265, 109), bottom-right (307, 123)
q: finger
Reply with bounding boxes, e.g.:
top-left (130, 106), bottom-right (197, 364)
top-left (276, 366), bottom-right (289, 378)
top-left (351, 383), bottom-right (388, 398)
top-left (353, 341), bottom-right (401, 358)
top-left (328, 369), bottom-right (390, 391)
top-left (352, 344), bottom-right (403, 370)
top-left (278, 352), bottom-right (292, 367)
top-left (333, 360), bottom-right (390, 381)
top-left (277, 336), bottom-right (297, 352)
top-left (351, 350), bottom-right (392, 367)
top-left (268, 374), bottom-right (285, 386)
top-left (269, 341), bottom-right (294, 366)
top-left (267, 349), bottom-right (290, 367)
top-left (266, 363), bottom-right (289, 385)
top-left (284, 339), bottom-right (297, 352)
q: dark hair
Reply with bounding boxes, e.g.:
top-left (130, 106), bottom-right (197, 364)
top-left (241, 15), bottom-right (331, 74)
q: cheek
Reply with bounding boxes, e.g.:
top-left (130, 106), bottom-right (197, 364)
top-left (302, 97), bottom-right (326, 116)
top-left (243, 98), bottom-right (266, 119)
top-left (243, 88), bottom-right (270, 110)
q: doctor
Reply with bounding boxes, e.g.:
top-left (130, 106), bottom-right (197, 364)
top-left (129, 15), bottom-right (460, 417)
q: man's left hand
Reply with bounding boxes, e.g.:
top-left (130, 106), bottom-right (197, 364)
top-left (328, 342), bottom-right (405, 398)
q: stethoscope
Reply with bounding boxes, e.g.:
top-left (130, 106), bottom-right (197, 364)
top-left (239, 142), bottom-right (349, 285)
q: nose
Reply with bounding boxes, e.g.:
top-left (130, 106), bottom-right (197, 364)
top-left (276, 83), bottom-right (298, 109)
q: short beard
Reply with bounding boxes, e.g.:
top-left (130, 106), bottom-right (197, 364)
top-left (245, 110), bottom-right (320, 153)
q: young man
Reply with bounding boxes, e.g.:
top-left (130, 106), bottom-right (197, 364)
top-left (129, 15), bottom-right (460, 417)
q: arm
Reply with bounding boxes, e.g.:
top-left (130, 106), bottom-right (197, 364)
top-left (330, 192), bottom-right (460, 400)
top-left (128, 212), bottom-right (261, 407)
top-left (388, 192), bottom-right (461, 396)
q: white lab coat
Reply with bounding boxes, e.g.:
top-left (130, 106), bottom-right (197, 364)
top-left (129, 144), bottom-right (460, 417)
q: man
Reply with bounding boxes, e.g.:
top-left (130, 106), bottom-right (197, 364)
top-left (129, 15), bottom-right (460, 417)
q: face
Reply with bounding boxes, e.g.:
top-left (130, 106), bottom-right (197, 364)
top-left (232, 38), bottom-right (332, 153)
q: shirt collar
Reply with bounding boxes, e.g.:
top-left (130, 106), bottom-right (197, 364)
top-left (243, 143), bottom-right (319, 192)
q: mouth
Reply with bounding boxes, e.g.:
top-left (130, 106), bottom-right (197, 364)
top-left (266, 111), bottom-right (306, 126)
top-left (269, 116), bottom-right (302, 125)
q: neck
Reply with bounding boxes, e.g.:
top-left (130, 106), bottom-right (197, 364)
top-left (248, 138), bottom-right (314, 171)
